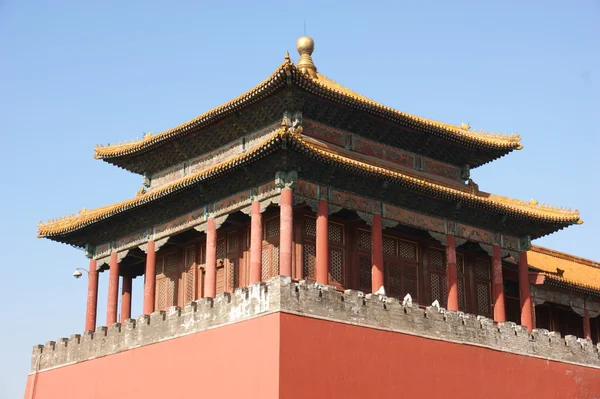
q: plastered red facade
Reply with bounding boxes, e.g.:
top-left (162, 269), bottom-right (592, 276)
top-left (25, 313), bottom-right (600, 399)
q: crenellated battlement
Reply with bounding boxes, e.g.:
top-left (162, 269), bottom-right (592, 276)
top-left (31, 277), bottom-right (600, 373)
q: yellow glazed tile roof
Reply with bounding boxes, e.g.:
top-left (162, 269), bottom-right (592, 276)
top-left (528, 245), bottom-right (600, 292)
top-left (94, 61), bottom-right (522, 160)
top-left (293, 131), bottom-right (580, 224)
top-left (40, 128), bottom-right (578, 238)
top-left (305, 72), bottom-right (522, 150)
top-left (40, 129), bottom-right (288, 237)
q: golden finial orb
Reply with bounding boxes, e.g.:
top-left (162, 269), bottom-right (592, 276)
top-left (296, 36), bottom-right (317, 77)
top-left (296, 36), bottom-right (314, 55)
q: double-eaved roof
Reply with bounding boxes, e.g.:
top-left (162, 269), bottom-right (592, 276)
top-left (38, 127), bottom-right (581, 239)
top-left (39, 37), bottom-right (583, 266)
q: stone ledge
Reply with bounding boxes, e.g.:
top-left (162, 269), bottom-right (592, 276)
top-left (31, 277), bottom-right (600, 372)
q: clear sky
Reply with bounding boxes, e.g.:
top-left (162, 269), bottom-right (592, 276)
top-left (1, 0), bottom-right (599, 396)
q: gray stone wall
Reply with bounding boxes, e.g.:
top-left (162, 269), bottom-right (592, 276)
top-left (31, 277), bottom-right (600, 373)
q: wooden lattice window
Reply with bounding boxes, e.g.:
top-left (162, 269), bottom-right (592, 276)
top-left (474, 257), bottom-right (492, 316)
top-left (357, 229), bottom-right (372, 292)
top-left (183, 245), bottom-right (196, 304)
top-left (197, 242), bottom-right (206, 299)
top-left (216, 238), bottom-right (226, 294)
top-left (429, 247), bottom-right (466, 311)
top-left (261, 216), bottom-right (280, 281)
top-left (302, 217), bottom-right (346, 286)
top-left (457, 256), bottom-right (467, 311)
top-left (429, 248), bottom-right (447, 308)
top-left (328, 221), bottom-right (345, 287)
top-left (303, 216), bottom-right (317, 280)
top-left (384, 236), bottom-right (419, 301)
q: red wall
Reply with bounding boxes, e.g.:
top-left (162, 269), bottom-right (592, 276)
top-left (25, 313), bottom-right (600, 399)
top-left (24, 314), bottom-right (280, 399)
top-left (279, 314), bottom-right (600, 399)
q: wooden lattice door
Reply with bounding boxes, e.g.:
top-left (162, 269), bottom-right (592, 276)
top-left (473, 256), bottom-right (492, 316)
top-left (301, 216), bottom-right (346, 287)
top-left (182, 245), bottom-right (197, 305)
top-left (261, 216), bottom-right (280, 281)
top-left (155, 250), bottom-right (181, 311)
top-left (356, 228), bottom-right (372, 293)
top-left (328, 221), bottom-right (346, 287)
top-left (302, 216), bottom-right (316, 281)
top-left (383, 235), bottom-right (419, 301)
top-left (429, 248), bottom-right (447, 308)
top-left (216, 238), bottom-right (227, 294)
top-left (429, 247), bottom-right (466, 310)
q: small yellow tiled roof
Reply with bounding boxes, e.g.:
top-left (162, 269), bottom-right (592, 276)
top-left (528, 246), bottom-right (600, 292)
top-left (40, 128), bottom-right (578, 238)
top-left (94, 61), bottom-right (522, 160)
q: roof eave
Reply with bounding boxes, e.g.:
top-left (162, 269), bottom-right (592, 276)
top-left (93, 64), bottom-right (522, 172)
top-left (40, 130), bottom-right (578, 242)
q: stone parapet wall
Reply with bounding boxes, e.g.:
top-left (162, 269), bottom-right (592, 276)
top-left (32, 277), bottom-right (600, 372)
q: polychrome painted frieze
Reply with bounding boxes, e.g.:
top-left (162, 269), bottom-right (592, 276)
top-left (148, 122), bottom-right (281, 191)
top-left (383, 204), bottom-right (446, 234)
top-left (96, 181), bottom-right (280, 258)
top-left (455, 223), bottom-right (494, 244)
top-left (154, 208), bottom-right (205, 240)
top-left (115, 228), bottom-right (150, 250)
top-left (302, 119), bottom-right (346, 146)
top-left (422, 158), bottom-right (461, 181)
top-left (353, 135), bottom-right (415, 169)
top-left (302, 119), bottom-right (464, 183)
top-left (331, 189), bottom-right (371, 213)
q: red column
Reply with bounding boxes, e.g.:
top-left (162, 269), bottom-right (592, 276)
top-left (316, 199), bottom-right (329, 285)
top-left (279, 188), bottom-right (293, 277)
top-left (120, 275), bottom-right (132, 323)
top-left (445, 234), bottom-right (459, 311)
top-left (204, 217), bottom-right (217, 298)
top-left (492, 245), bottom-right (506, 322)
top-left (519, 251), bottom-right (533, 331)
top-left (371, 214), bottom-right (384, 293)
top-left (584, 308), bottom-right (591, 340)
top-left (250, 201), bottom-right (263, 284)
top-left (143, 240), bottom-right (156, 315)
top-left (85, 259), bottom-right (99, 331)
top-left (106, 252), bottom-right (120, 325)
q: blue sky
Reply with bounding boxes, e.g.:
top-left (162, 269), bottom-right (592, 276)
top-left (1, 1), bottom-right (599, 396)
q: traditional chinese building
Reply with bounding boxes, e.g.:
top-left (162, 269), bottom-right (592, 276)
top-left (26, 37), bottom-right (600, 398)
